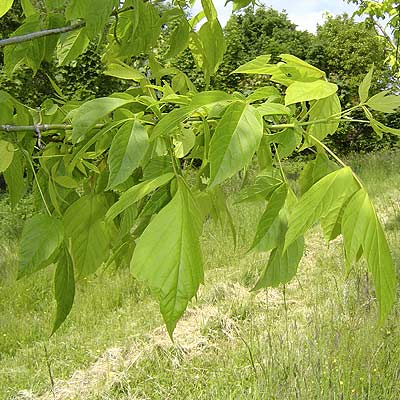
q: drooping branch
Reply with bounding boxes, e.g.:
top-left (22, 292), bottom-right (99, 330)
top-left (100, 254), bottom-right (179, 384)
top-left (0, 22), bottom-right (85, 48)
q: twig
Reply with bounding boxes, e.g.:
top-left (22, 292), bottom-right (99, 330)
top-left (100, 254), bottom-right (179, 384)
top-left (0, 123), bottom-right (105, 132)
top-left (0, 22), bottom-right (85, 48)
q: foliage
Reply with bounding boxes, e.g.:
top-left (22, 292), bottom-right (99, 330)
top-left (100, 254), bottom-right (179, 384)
top-left (0, 0), bottom-right (398, 338)
top-left (213, 7), bottom-right (314, 91)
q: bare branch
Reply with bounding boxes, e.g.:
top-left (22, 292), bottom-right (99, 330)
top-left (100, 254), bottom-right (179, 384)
top-left (0, 22), bottom-right (85, 48)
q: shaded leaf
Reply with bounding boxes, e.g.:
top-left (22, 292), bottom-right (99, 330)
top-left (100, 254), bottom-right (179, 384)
top-left (253, 236), bottom-right (304, 289)
top-left (342, 189), bottom-right (396, 321)
top-left (359, 66), bottom-right (374, 103)
top-left (19, 215), bottom-right (64, 278)
top-left (0, 140), bottom-right (14, 172)
top-left (70, 97), bottom-right (134, 143)
top-left (284, 167), bottom-right (358, 251)
top-left (250, 183), bottom-right (287, 251)
top-left (107, 120), bottom-right (149, 189)
top-left (64, 195), bottom-right (110, 278)
top-left (56, 28), bottom-right (90, 66)
top-left (105, 173), bottom-right (174, 221)
top-left (52, 247), bottom-right (75, 334)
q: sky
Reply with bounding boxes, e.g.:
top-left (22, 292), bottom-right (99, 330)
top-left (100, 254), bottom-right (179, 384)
top-left (192, 0), bottom-right (359, 33)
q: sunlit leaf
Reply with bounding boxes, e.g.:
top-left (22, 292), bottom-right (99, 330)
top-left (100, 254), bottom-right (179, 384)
top-left (131, 177), bottom-right (204, 337)
top-left (285, 80), bottom-right (338, 106)
top-left (209, 101), bottom-right (263, 186)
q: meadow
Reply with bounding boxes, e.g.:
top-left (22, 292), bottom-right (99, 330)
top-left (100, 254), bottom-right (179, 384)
top-left (1, 151), bottom-right (400, 400)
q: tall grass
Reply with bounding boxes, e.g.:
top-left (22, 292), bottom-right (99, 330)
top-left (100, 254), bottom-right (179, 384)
top-left (0, 150), bottom-right (399, 399)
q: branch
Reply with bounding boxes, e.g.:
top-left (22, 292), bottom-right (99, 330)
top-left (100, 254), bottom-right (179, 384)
top-left (0, 6), bottom-right (136, 48)
top-left (0, 22), bottom-right (85, 48)
top-left (0, 123), bottom-right (104, 132)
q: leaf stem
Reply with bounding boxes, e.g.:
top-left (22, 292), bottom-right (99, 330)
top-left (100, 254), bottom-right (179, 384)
top-left (272, 143), bottom-right (287, 184)
top-left (21, 148), bottom-right (52, 216)
top-left (307, 133), bottom-right (364, 189)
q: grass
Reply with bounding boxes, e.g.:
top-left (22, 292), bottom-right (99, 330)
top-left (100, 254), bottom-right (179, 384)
top-left (1, 150), bottom-right (400, 399)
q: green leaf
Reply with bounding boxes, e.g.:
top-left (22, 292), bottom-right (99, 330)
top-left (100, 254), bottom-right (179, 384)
top-left (105, 1), bottom-right (161, 59)
top-left (65, 0), bottom-right (114, 39)
top-left (285, 80), bottom-right (338, 106)
top-left (131, 177), bottom-right (204, 337)
top-left (4, 16), bottom-right (45, 74)
top-left (0, 0), bottom-right (13, 18)
top-left (70, 97), bottom-right (134, 143)
top-left (233, 55), bottom-right (272, 74)
top-left (253, 236), bottom-right (304, 289)
top-left (299, 153), bottom-right (338, 195)
top-left (105, 173), bottom-right (174, 221)
top-left (208, 186), bottom-right (237, 247)
top-left (192, 19), bottom-right (225, 81)
top-left (250, 183), bottom-right (287, 251)
top-left (342, 189), bottom-right (396, 321)
top-left (56, 28), bottom-right (90, 66)
top-left (19, 215), bottom-right (64, 278)
top-left (275, 128), bottom-right (302, 159)
top-left (165, 20), bottom-right (190, 59)
top-left (235, 174), bottom-right (282, 203)
top-left (173, 128), bottom-right (196, 158)
top-left (64, 195), bottom-right (110, 278)
top-left (3, 150), bottom-right (25, 208)
top-left (284, 167), bottom-right (358, 251)
top-left (21, 0), bottom-right (36, 17)
top-left (209, 102), bottom-right (263, 187)
top-left (306, 94), bottom-right (341, 141)
top-left (229, 0), bottom-right (253, 12)
top-left (152, 107), bottom-right (194, 140)
top-left (104, 62), bottom-right (146, 81)
top-left (201, 0), bottom-right (217, 20)
top-left (279, 54), bottom-right (325, 82)
top-left (246, 86), bottom-right (281, 103)
top-left (359, 66), bottom-right (374, 103)
top-left (256, 103), bottom-right (291, 116)
top-left (364, 108), bottom-right (400, 138)
top-left (53, 175), bottom-right (79, 189)
top-left (52, 247), bottom-right (75, 334)
top-left (0, 140), bottom-right (14, 172)
top-left (366, 91), bottom-right (400, 113)
top-left (107, 120), bottom-right (149, 189)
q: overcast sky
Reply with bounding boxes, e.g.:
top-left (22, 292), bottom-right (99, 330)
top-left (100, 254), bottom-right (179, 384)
top-left (192, 0), bottom-right (358, 33)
